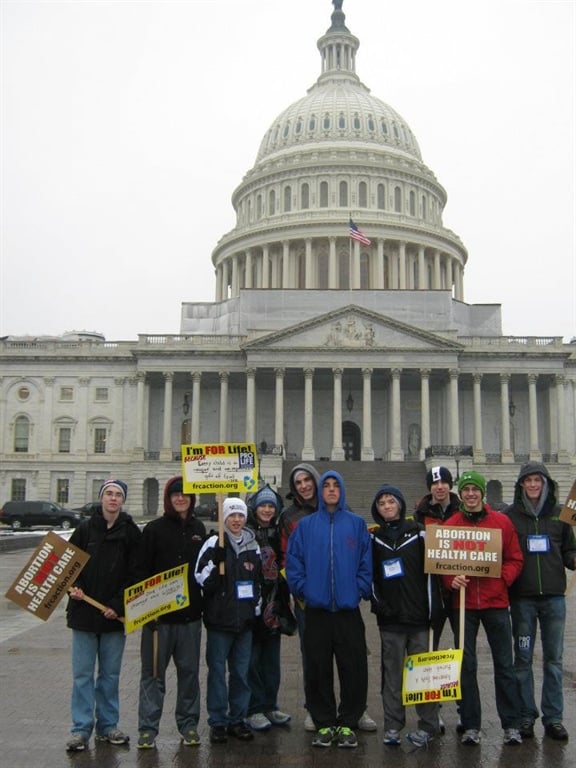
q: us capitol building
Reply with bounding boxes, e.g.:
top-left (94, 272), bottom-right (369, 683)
top-left (2, 1), bottom-right (575, 515)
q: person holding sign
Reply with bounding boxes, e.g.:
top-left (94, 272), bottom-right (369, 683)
top-left (506, 461), bottom-right (576, 742)
top-left (245, 484), bottom-right (293, 731)
top-left (65, 479), bottom-right (142, 753)
top-left (135, 476), bottom-right (206, 749)
top-left (195, 497), bottom-right (262, 744)
top-left (443, 470), bottom-right (524, 747)
top-left (370, 483), bottom-right (442, 748)
top-left (286, 470), bottom-right (372, 749)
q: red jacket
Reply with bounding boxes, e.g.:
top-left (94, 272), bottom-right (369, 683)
top-left (442, 505), bottom-right (524, 610)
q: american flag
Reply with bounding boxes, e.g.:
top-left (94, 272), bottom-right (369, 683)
top-left (349, 219), bottom-right (371, 246)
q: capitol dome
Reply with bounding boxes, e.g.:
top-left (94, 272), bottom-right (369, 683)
top-left (211, 1), bottom-right (467, 302)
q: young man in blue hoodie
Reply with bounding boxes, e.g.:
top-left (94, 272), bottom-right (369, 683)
top-left (286, 470), bottom-right (372, 749)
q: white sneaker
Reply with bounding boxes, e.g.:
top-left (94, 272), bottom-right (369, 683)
top-left (304, 712), bottom-right (316, 732)
top-left (461, 728), bottom-right (481, 745)
top-left (265, 710), bottom-right (291, 725)
top-left (383, 729), bottom-right (401, 745)
top-left (357, 711), bottom-right (378, 732)
top-left (245, 713), bottom-right (272, 731)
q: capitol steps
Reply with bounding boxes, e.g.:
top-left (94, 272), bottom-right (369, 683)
top-left (280, 460), bottom-right (428, 524)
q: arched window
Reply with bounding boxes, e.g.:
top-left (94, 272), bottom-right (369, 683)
top-left (301, 183), bottom-right (310, 209)
top-left (367, 116), bottom-right (375, 132)
top-left (377, 184), bottom-right (385, 210)
top-left (409, 191), bottom-right (416, 216)
top-left (358, 181), bottom-right (367, 208)
top-left (339, 181), bottom-right (348, 207)
top-left (381, 119), bottom-right (388, 136)
top-left (308, 114), bottom-right (316, 131)
top-left (338, 112), bottom-right (346, 130)
top-left (394, 186), bottom-right (402, 213)
top-left (393, 123), bottom-right (399, 139)
top-left (360, 253), bottom-right (370, 289)
top-left (295, 117), bottom-right (303, 134)
top-left (284, 186), bottom-right (291, 212)
top-left (421, 195), bottom-right (427, 220)
top-left (269, 189), bottom-right (276, 216)
top-left (256, 194), bottom-right (262, 219)
top-left (283, 121), bottom-right (290, 138)
top-left (353, 113), bottom-right (361, 131)
top-left (320, 181), bottom-right (329, 208)
top-left (14, 415), bottom-right (30, 453)
top-left (323, 113), bottom-right (331, 130)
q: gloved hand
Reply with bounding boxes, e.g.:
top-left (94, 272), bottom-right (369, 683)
top-left (213, 546), bottom-right (226, 564)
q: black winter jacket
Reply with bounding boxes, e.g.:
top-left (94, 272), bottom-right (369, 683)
top-left (136, 513), bottom-right (206, 623)
top-left (506, 481), bottom-right (576, 598)
top-left (195, 529), bottom-right (261, 633)
top-left (66, 510), bottom-right (142, 633)
top-left (371, 518), bottom-right (442, 630)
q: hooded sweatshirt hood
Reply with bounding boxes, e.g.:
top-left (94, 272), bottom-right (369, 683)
top-left (371, 484), bottom-right (407, 525)
top-left (288, 462), bottom-right (321, 505)
top-left (316, 469), bottom-right (347, 514)
top-left (163, 475), bottom-right (196, 519)
top-left (513, 461), bottom-right (556, 513)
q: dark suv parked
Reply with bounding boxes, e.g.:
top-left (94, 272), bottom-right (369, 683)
top-left (0, 501), bottom-right (83, 531)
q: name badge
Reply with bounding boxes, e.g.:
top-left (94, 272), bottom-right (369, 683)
top-left (382, 557), bottom-right (404, 579)
top-left (235, 580), bottom-right (255, 600)
top-left (527, 534), bottom-right (550, 553)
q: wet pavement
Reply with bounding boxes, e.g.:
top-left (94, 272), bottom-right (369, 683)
top-left (0, 540), bottom-right (574, 768)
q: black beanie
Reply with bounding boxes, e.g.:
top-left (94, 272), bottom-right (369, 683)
top-left (426, 466), bottom-right (453, 490)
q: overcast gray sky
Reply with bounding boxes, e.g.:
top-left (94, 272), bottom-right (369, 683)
top-left (1, 0), bottom-right (574, 341)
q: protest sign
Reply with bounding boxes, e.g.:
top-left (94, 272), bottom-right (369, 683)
top-left (424, 524), bottom-right (503, 578)
top-left (181, 442), bottom-right (258, 494)
top-left (4, 531), bottom-right (89, 620)
top-left (403, 649), bottom-right (463, 705)
top-left (124, 564), bottom-right (189, 634)
top-left (559, 479), bottom-right (576, 525)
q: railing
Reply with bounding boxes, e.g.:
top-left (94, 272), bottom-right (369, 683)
top-left (425, 445), bottom-right (473, 458)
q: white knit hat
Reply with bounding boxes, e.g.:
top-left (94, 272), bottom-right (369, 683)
top-left (223, 498), bottom-right (247, 521)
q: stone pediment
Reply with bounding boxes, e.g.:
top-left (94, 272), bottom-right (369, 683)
top-left (242, 305), bottom-right (462, 351)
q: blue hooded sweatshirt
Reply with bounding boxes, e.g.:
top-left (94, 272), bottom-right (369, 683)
top-left (286, 469), bottom-right (372, 611)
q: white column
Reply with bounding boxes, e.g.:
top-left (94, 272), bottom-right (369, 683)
top-left (160, 372), bottom-right (173, 460)
top-left (245, 249), bottom-right (253, 288)
top-left (191, 371), bottom-right (201, 443)
top-left (527, 374), bottom-right (541, 460)
top-left (351, 240), bottom-right (361, 289)
top-left (420, 369), bottom-right (430, 459)
top-left (556, 375), bottom-right (570, 462)
top-left (274, 368), bottom-right (285, 450)
top-left (219, 371), bottom-right (229, 442)
top-left (398, 241), bottom-right (407, 289)
top-left (231, 255), bottom-right (239, 297)
top-left (262, 245), bottom-right (270, 288)
top-left (472, 373), bottom-right (485, 460)
top-left (282, 241), bottom-right (290, 288)
top-left (418, 246), bottom-right (426, 289)
top-left (221, 259), bottom-right (230, 300)
top-left (375, 239), bottom-right (385, 289)
top-left (500, 373), bottom-right (514, 462)
top-left (305, 238), bottom-right (314, 288)
top-left (331, 368), bottom-right (345, 460)
top-left (433, 250), bottom-right (441, 289)
top-left (134, 373), bottom-right (145, 452)
top-left (246, 368), bottom-right (256, 443)
top-left (448, 369), bottom-right (459, 446)
top-left (361, 368), bottom-right (374, 460)
top-left (302, 368), bottom-right (315, 460)
top-left (328, 237), bottom-right (337, 288)
top-left (388, 368), bottom-right (403, 460)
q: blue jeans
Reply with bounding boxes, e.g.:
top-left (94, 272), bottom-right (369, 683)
top-left (206, 628), bottom-right (252, 727)
top-left (248, 633), bottom-right (281, 714)
top-left (138, 621), bottom-right (202, 736)
top-left (70, 629), bottom-right (126, 737)
top-left (510, 596), bottom-right (566, 725)
top-left (453, 608), bottom-right (520, 730)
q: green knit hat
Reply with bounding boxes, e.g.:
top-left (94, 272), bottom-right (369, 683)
top-left (457, 470), bottom-right (486, 497)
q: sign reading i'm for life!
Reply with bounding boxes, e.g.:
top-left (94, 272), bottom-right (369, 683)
top-left (181, 442), bottom-right (258, 494)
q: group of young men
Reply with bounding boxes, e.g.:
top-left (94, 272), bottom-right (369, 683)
top-left (64, 459), bottom-right (575, 752)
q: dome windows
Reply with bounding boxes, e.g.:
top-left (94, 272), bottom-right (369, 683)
top-left (353, 113), bottom-right (361, 131)
top-left (394, 186), bottom-right (402, 213)
top-left (283, 121), bottom-right (291, 139)
top-left (358, 181), bottom-right (368, 208)
top-left (323, 113), bottom-right (331, 130)
top-left (295, 117), bottom-right (303, 135)
top-left (338, 112), bottom-right (346, 130)
top-left (301, 183), bottom-right (310, 209)
top-left (368, 116), bottom-right (375, 133)
top-left (339, 181), bottom-right (348, 207)
top-left (308, 114), bottom-right (317, 131)
top-left (377, 184), bottom-right (386, 210)
top-left (320, 181), bottom-right (329, 208)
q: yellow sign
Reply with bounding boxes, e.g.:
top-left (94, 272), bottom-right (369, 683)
top-left (402, 649), bottom-right (463, 705)
top-left (124, 564), bottom-right (190, 634)
top-left (4, 531), bottom-right (89, 621)
top-left (424, 524), bottom-right (503, 578)
top-left (559, 479), bottom-right (576, 525)
top-left (181, 442), bottom-right (258, 494)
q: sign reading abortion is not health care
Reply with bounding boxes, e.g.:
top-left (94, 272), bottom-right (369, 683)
top-left (424, 524), bottom-right (503, 578)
